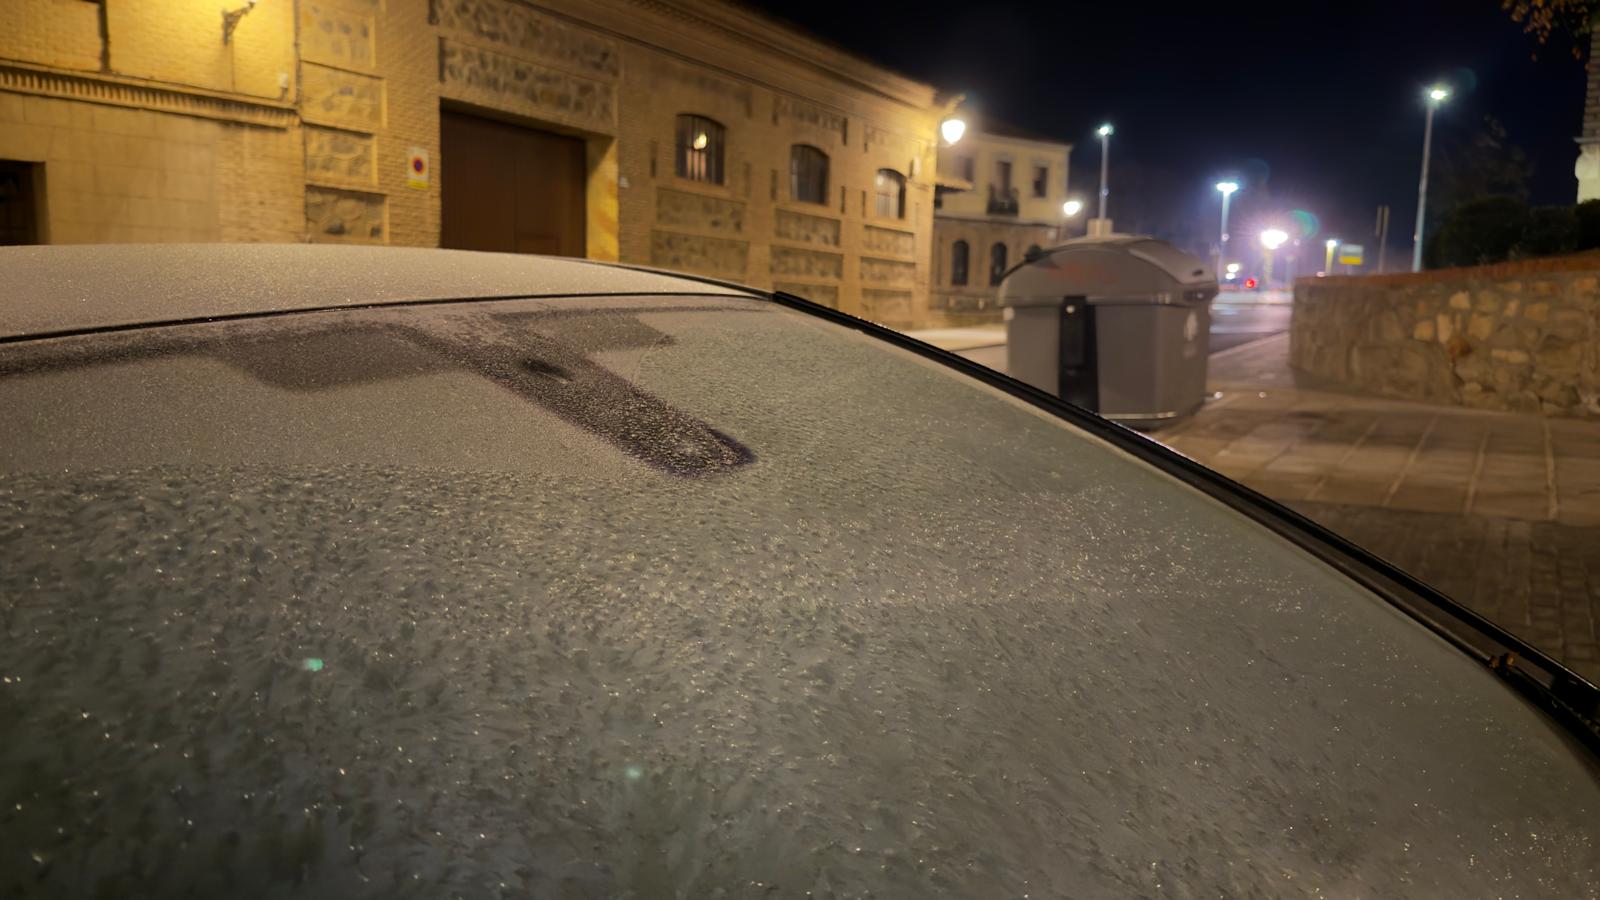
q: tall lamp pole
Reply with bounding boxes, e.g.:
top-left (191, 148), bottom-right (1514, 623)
top-left (1412, 86), bottom-right (1450, 272)
top-left (1096, 124), bottom-right (1113, 220)
top-left (1261, 228), bottom-right (1288, 286)
top-left (1215, 181), bottom-right (1239, 278)
top-left (1325, 238), bottom-right (1339, 275)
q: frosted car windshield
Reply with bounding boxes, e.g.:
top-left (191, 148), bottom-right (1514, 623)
top-left (2, 295), bottom-right (1598, 897)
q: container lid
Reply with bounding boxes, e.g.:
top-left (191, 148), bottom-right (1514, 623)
top-left (999, 235), bottom-right (1217, 307)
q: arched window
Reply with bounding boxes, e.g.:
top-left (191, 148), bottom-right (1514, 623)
top-left (989, 242), bottom-right (1008, 286)
top-left (951, 240), bottom-right (969, 286)
top-left (675, 114), bottom-right (725, 184)
top-left (874, 168), bottom-right (905, 219)
top-left (790, 145), bottom-right (829, 204)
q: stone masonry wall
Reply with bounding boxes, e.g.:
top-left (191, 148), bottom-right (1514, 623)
top-left (1291, 254), bottom-right (1600, 418)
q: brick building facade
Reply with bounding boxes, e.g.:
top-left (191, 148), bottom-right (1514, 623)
top-left (2, 0), bottom-right (945, 325)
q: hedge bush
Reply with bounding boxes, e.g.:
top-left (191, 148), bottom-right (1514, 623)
top-left (1426, 198), bottom-right (1600, 268)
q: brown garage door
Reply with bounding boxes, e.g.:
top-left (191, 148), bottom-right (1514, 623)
top-left (441, 111), bottom-right (586, 257)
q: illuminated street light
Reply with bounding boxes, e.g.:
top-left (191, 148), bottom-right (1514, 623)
top-left (1062, 199), bottom-right (1083, 217)
top-left (940, 117), bottom-right (967, 145)
top-left (1215, 181), bottom-right (1239, 279)
top-left (1096, 123), bottom-right (1114, 137)
top-left (1260, 228), bottom-right (1289, 286)
top-left (1324, 238), bottom-right (1340, 274)
top-left (1413, 85), bottom-right (1451, 272)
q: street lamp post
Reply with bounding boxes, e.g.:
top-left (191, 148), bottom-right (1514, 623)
top-left (1096, 124), bottom-right (1113, 221)
top-left (1059, 198), bottom-right (1083, 239)
top-left (1215, 181), bottom-right (1239, 279)
top-left (1325, 238), bottom-right (1339, 275)
top-left (1412, 86), bottom-right (1450, 272)
top-left (1261, 228), bottom-right (1288, 286)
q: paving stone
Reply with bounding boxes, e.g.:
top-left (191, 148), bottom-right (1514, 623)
top-left (1288, 500), bottom-right (1600, 683)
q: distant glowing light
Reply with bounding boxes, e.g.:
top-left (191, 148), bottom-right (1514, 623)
top-left (1215, 181), bottom-right (1239, 195)
top-left (1096, 123), bottom-right (1113, 137)
top-left (692, 132), bottom-right (708, 150)
top-left (1427, 86), bottom-right (1450, 102)
top-left (1063, 199), bottom-right (1083, 217)
top-left (1225, 262), bottom-right (1241, 274)
top-left (302, 658), bottom-right (324, 672)
top-left (1260, 228), bottom-right (1289, 250)
top-left (940, 117), bottom-right (967, 145)
top-left (1326, 238), bottom-right (1339, 249)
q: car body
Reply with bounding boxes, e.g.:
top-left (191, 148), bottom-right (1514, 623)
top-left (2, 244), bottom-right (1598, 898)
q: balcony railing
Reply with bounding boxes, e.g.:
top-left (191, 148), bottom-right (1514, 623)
top-left (987, 184), bottom-right (1019, 216)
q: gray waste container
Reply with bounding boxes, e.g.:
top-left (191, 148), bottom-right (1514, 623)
top-left (999, 236), bottom-right (1216, 427)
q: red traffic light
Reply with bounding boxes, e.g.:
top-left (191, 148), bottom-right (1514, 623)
top-left (1244, 277), bottom-right (1258, 289)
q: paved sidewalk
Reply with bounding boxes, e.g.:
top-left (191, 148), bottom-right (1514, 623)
top-left (902, 325), bottom-right (1600, 682)
top-left (1286, 502), bottom-right (1599, 682)
top-left (1163, 335), bottom-right (1600, 528)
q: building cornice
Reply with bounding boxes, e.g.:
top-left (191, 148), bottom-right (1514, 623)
top-left (524, 0), bottom-right (939, 118)
top-left (0, 58), bottom-right (296, 129)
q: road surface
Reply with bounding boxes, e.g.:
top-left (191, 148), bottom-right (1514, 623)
top-left (948, 290), bottom-right (1292, 371)
top-left (1209, 291), bottom-right (1292, 352)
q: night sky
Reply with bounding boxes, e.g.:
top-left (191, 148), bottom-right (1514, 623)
top-left (745, 0), bottom-right (1590, 268)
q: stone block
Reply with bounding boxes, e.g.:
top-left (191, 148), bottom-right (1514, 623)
top-left (1412, 320), bottom-right (1435, 342)
top-left (655, 189), bottom-right (744, 234)
top-left (1436, 312), bottom-right (1456, 343)
top-left (440, 39), bottom-right (615, 132)
top-left (1507, 390), bottom-right (1543, 413)
top-left (300, 2), bottom-right (376, 70)
top-left (773, 281), bottom-right (839, 307)
top-left (1488, 322), bottom-right (1536, 349)
top-left (304, 127), bottom-right (375, 186)
top-left (301, 63), bottom-right (384, 130)
top-left (770, 246), bottom-right (842, 279)
top-left (1536, 380), bottom-right (1579, 406)
top-left (1526, 301), bottom-right (1550, 322)
top-left (860, 256), bottom-right (914, 287)
top-left (863, 225), bottom-right (915, 257)
top-left (430, 0), bottom-right (620, 78)
top-left (305, 186), bottom-right (386, 243)
top-left (1467, 312), bottom-right (1495, 341)
top-left (650, 230), bottom-right (748, 277)
top-left (1536, 335), bottom-right (1583, 379)
top-left (1548, 307), bottom-right (1589, 340)
top-left (1375, 310), bottom-right (1405, 342)
top-left (861, 289), bottom-right (914, 326)
top-left (1475, 292), bottom-right (1500, 312)
top-left (1448, 291), bottom-right (1471, 310)
top-left (774, 209), bottom-right (839, 246)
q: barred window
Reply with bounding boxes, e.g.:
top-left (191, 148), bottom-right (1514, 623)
top-left (989, 242), bottom-right (1008, 286)
top-left (951, 240), bottom-right (969, 286)
top-left (675, 115), bottom-right (725, 184)
top-left (874, 168), bottom-right (905, 219)
top-left (790, 145), bottom-right (829, 204)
